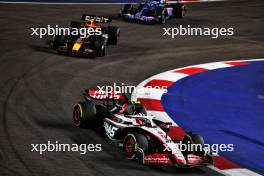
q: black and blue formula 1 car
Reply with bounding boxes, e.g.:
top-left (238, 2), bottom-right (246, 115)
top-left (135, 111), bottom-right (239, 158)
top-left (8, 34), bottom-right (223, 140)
top-left (119, 0), bottom-right (186, 24)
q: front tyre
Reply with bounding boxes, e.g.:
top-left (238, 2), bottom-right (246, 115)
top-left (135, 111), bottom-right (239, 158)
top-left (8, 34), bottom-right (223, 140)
top-left (182, 132), bottom-right (205, 156)
top-left (98, 44), bottom-right (106, 57)
top-left (107, 26), bottom-right (120, 45)
top-left (94, 37), bottom-right (107, 57)
top-left (123, 133), bottom-right (149, 160)
top-left (73, 101), bottom-right (97, 128)
top-left (161, 12), bottom-right (166, 24)
top-left (174, 3), bottom-right (186, 18)
top-left (50, 35), bottom-right (65, 49)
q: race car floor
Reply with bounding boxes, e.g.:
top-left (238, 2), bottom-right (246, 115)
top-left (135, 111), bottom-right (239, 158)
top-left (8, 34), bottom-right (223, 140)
top-left (0, 0), bottom-right (263, 175)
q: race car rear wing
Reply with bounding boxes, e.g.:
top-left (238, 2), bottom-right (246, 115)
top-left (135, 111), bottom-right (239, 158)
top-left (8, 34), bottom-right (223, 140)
top-left (81, 14), bottom-right (112, 23)
top-left (84, 89), bottom-right (124, 100)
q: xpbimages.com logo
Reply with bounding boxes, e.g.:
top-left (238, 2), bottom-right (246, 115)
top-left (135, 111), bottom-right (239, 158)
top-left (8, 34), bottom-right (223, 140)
top-left (96, 83), bottom-right (168, 95)
top-left (30, 25), bottom-right (102, 38)
top-left (163, 25), bottom-right (234, 39)
top-left (31, 141), bottom-right (102, 155)
top-left (163, 142), bottom-right (234, 155)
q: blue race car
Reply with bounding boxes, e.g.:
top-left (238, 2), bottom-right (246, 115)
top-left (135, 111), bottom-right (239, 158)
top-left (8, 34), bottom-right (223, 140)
top-left (119, 0), bottom-right (186, 24)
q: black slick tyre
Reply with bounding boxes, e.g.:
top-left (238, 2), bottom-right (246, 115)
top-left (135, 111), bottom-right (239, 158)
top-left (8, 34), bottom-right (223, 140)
top-left (123, 133), bottom-right (149, 160)
top-left (174, 3), bottom-right (186, 18)
top-left (73, 101), bottom-right (97, 128)
top-left (107, 26), bottom-right (120, 45)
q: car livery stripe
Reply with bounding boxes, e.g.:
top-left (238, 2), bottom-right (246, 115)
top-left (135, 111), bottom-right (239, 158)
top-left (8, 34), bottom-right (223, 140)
top-left (131, 58), bottom-right (264, 176)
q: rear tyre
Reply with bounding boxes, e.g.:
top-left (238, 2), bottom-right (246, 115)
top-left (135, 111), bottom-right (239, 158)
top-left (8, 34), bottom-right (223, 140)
top-left (156, 8), bottom-right (166, 24)
top-left (50, 35), bottom-right (65, 49)
top-left (123, 133), bottom-right (149, 160)
top-left (107, 26), bottom-right (120, 45)
top-left (73, 100), bottom-right (97, 128)
top-left (174, 3), bottom-right (186, 18)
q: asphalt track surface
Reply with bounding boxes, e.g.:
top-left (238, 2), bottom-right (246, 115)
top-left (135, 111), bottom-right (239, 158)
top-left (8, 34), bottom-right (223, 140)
top-left (0, 0), bottom-right (263, 176)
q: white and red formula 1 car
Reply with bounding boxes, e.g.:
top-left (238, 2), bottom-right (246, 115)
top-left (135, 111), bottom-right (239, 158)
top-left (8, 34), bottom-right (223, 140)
top-left (73, 89), bottom-right (213, 167)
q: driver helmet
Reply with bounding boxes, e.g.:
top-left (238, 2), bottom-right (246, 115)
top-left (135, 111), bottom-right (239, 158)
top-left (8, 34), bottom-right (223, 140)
top-left (125, 101), bottom-right (146, 116)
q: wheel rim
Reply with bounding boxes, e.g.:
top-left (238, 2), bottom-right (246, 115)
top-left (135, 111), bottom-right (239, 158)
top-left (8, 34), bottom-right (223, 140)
top-left (126, 138), bottom-right (135, 153)
top-left (124, 135), bottom-right (137, 159)
top-left (73, 105), bottom-right (81, 126)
